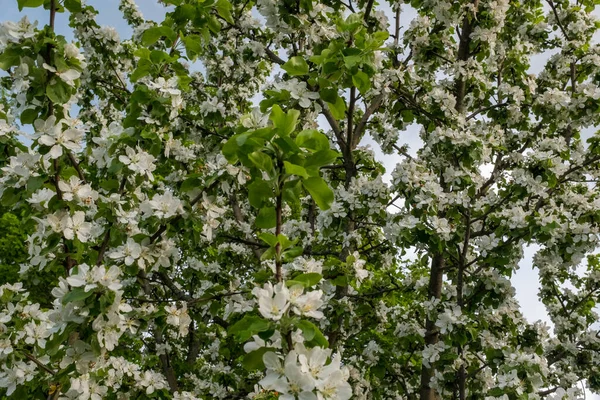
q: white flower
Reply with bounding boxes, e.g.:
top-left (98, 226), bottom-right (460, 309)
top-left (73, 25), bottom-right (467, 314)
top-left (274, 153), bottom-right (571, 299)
top-left (297, 345), bottom-right (331, 379)
top-left (58, 176), bottom-right (98, 205)
top-left (435, 305), bottom-right (463, 334)
top-left (66, 264), bottom-right (96, 292)
top-left (36, 117), bottom-right (83, 159)
top-left (42, 63), bottom-right (81, 87)
top-left (147, 77), bottom-right (183, 112)
top-left (281, 353), bottom-right (317, 400)
top-left (0, 339), bottom-right (13, 357)
top-left (293, 290), bottom-right (324, 319)
top-left (429, 216), bottom-right (452, 241)
top-left (142, 191), bottom-right (184, 219)
top-left (108, 238), bottom-right (142, 266)
top-left (254, 282), bottom-right (291, 321)
top-left (13, 62), bottom-right (29, 92)
top-left (260, 351), bottom-right (285, 388)
top-left (164, 303), bottom-right (192, 337)
top-left (139, 370), bottom-right (167, 395)
top-left (119, 146), bottom-right (156, 180)
top-left (62, 211), bottom-right (92, 242)
top-left (351, 253), bottom-right (370, 286)
top-left (0, 361), bottom-right (35, 396)
top-left (24, 321), bottom-right (50, 349)
top-left (243, 331), bottom-right (282, 353)
top-left (0, 16), bottom-right (36, 46)
top-left (27, 188), bottom-right (55, 208)
top-left (200, 193), bottom-right (226, 240)
top-left (91, 122), bottom-right (125, 168)
top-left (315, 369), bottom-right (352, 400)
top-left (91, 265), bottom-right (122, 292)
top-left (260, 351), bottom-right (316, 400)
top-left (273, 79), bottom-right (319, 108)
top-left (64, 43), bottom-right (81, 59)
top-left (241, 108), bottom-right (269, 129)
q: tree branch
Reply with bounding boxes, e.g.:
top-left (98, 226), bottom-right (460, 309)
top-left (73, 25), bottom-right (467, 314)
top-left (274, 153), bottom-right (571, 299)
top-left (352, 93), bottom-right (384, 148)
top-left (466, 102), bottom-right (508, 121)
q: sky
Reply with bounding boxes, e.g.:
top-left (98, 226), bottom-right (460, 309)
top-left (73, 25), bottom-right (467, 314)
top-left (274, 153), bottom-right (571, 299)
top-left (1, 1), bottom-right (599, 398)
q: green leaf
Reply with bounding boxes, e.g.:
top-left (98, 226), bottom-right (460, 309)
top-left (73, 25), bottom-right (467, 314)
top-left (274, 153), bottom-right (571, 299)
top-left (320, 88), bottom-right (337, 104)
top-left (455, 330), bottom-right (468, 347)
top-left (235, 132), bottom-right (264, 154)
top-left (1, 188), bottom-right (19, 207)
top-left (62, 288), bottom-right (95, 304)
top-left (150, 50), bottom-right (171, 64)
top-left (487, 388), bottom-right (504, 397)
top-left (303, 177), bottom-right (334, 210)
top-left (20, 108), bottom-right (39, 125)
top-left (401, 110), bottom-right (414, 123)
top-left (63, 0), bottom-right (82, 12)
top-left (18, 0), bottom-right (44, 10)
top-left (304, 149), bottom-right (339, 169)
top-left (258, 232), bottom-right (278, 247)
top-left (329, 98), bottom-right (346, 120)
top-left (256, 207), bottom-right (276, 229)
top-left (141, 26), bottom-right (177, 47)
top-left (372, 365), bottom-right (386, 379)
top-left (0, 48), bottom-right (21, 70)
top-left (99, 179), bottom-right (120, 191)
top-left (215, 0), bottom-right (234, 24)
top-left (296, 320), bottom-right (328, 347)
top-left (282, 246), bottom-right (304, 262)
top-left (46, 80), bottom-right (71, 104)
top-left (45, 328), bottom-right (71, 356)
top-left (277, 234), bottom-right (296, 250)
top-left (182, 35), bottom-right (203, 60)
top-left (260, 246), bottom-right (277, 261)
top-left (372, 31), bottom-right (389, 46)
top-left (282, 179), bottom-right (303, 205)
top-left (130, 62), bottom-right (153, 82)
top-left (248, 151), bottom-right (274, 174)
top-left (282, 56), bottom-right (309, 76)
top-left (26, 176), bottom-right (46, 192)
top-left (295, 129), bottom-right (330, 151)
top-left (331, 275), bottom-right (348, 286)
top-left (286, 273), bottom-right (321, 287)
top-left (179, 176), bottom-right (201, 193)
top-left (352, 70), bottom-right (371, 94)
top-left (270, 105), bottom-right (300, 136)
top-left (207, 15), bottom-right (222, 34)
top-left (320, 90), bottom-right (346, 120)
top-left (228, 315), bottom-right (272, 342)
top-left (248, 179), bottom-right (273, 208)
top-left (222, 135), bottom-right (240, 163)
top-left (344, 54), bottom-right (362, 69)
top-left (284, 161), bottom-right (309, 179)
top-left (342, 48), bottom-right (362, 68)
top-left (242, 347), bottom-right (274, 371)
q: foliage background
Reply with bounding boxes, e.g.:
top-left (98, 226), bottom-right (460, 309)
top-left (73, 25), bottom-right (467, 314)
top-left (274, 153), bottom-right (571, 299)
top-left (1, 0), bottom-right (600, 398)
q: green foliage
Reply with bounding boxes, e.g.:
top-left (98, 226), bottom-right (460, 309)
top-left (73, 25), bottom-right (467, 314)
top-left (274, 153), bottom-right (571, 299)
top-left (286, 272), bottom-right (322, 288)
top-left (0, 213), bottom-right (26, 285)
top-left (228, 315), bottom-right (273, 342)
top-left (295, 319), bottom-right (328, 348)
top-left (282, 56), bottom-right (310, 76)
top-left (223, 105), bottom-right (337, 213)
top-left (17, 0), bottom-right (44, 11)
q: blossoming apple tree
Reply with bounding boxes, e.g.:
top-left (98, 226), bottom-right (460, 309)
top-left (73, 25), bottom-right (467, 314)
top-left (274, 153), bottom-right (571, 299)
top-left (1, 0), bottom-right (600, 398)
